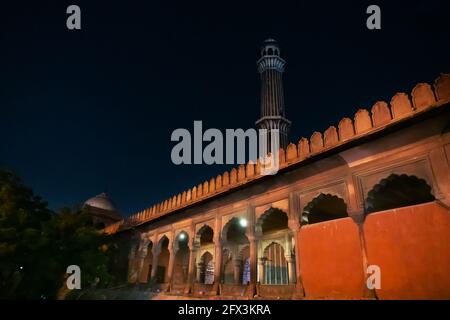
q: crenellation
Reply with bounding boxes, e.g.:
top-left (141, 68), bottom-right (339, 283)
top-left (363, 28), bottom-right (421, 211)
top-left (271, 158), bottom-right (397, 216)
top-left (172, 195), bottom-right (177, 209)
top-left (354, 108), bottom-right (372, 134)
top-left (197, 183), bottom-right (203, 197)
top-left (324, 126), bottom-right (338, 148)
top-left (255, 159), bottom-right (262, 175)
top-left (371, 101), bottom-right (392, 127)
top-left (237, 164), bottom-right (246, 182)
top-left (434, 73), bottom-right (450, 102)
top-left (310, 132), bottom-right (323, 153)
top-left (209, 177), bottom-right (216, 193)
top-left (338, 117), bottom-right (355, 142)
top-left (186, 189), bottom-right (191, 202)
top-left (298, 137), bottom-right (310, 160)
top-left (203, 180), bottom-right (209, 195)
top-left (230, 168), bottom-right (237, 185)
top-left (192, 186), bottom-right (197, 201)
top-left (279, 147), bottom-right (286, 165)
top-left (222, 171), bottom-right (230, 186)
top-left (286, 143), bottom-right (297, 161)
top-left (215, 175), bottom-right (222, 190)
top-left (246, 160), bottom-right (255, 177)
top-left (412, 83), bottom-right (436, 111)
top-left (390, 92), bottom-right (413, 119)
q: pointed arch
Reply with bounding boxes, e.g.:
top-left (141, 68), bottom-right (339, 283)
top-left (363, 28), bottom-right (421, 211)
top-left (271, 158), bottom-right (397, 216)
top-left (199, 251), bottom-right (214, 284)
top-left (365, 173), bottom-right (435, 214)
top-left (263, 242), bottom-right (288, 285)
top-left (256, 207), bottom-right (289, 235)
top-left (221, 217), bottom-right (249, 245)
top-left (302, 193), bottom-right (348, 225)
top-left (196, 224), bottom-right (214, 246)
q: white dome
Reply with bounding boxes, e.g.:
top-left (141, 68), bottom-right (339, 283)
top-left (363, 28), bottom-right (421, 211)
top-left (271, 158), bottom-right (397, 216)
top-left (84, 192), bottom-right (118, 211)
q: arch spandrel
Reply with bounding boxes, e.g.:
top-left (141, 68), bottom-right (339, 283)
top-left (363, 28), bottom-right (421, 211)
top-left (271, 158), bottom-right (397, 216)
top-left (221, 213), bottom-right (248, 241)
top-left (220, 210), bottom-right (247, 236)
top-left (358, 161), bottom-right (437, 201)
top-left (195, 220), bottom-right (215, 236)
top-left (173, 229), bottom-right (190, 252)
top-left (254, 198), bottom-right (289, 222)
top-left (155, 232), bottom-right (172, 252)
top-left (261, 240), bottom-right (286, 253)
top-left (299, 182), bottom-right (349, 214)
top-left (364, 173), bottom-right (435, 214)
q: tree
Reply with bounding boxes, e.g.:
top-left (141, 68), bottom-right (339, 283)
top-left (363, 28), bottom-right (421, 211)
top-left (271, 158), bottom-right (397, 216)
top-left (0, 169), bottom-right (113, 299)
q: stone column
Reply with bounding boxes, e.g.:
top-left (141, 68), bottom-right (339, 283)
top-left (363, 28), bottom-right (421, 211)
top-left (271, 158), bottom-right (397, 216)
top-left (127, 245), bottom-right (138, 283)
top-left (285, 255), bottom-right (296, 284)
top-left (135, 253), bottom-right (146, 284)
top-left (258, 257), bottom-right (266, 284)
top-left (233, 258), bottom-right (242, 285)
top-left (184, 248), bottom-right (196, 294)
top-left (213, 241), bottom-right (223, 294)
top-left (196, 262), bottom-right (203, 283)
top-left (246, 204), bottom-right (258, 297)
top-left (150, 247), bottom-right (160, 282)
top-left (289, 219), bottom-right (305, 298)
top-left (166, 248), bottom-right (175, 290)
top-left (248, 236), bottom-right (258, 295)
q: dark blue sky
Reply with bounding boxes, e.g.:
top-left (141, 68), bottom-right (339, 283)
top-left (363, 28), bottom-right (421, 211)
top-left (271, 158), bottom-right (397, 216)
top-left (1, 1), bottom-right (449, 216)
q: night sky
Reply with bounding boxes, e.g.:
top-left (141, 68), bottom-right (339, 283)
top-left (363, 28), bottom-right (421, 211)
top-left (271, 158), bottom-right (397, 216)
top-left (1, 1), bottom-right (449, 216)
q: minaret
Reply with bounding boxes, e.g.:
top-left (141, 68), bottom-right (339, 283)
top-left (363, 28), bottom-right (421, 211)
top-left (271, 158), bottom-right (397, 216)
top-left (255, 39), bottom-right (291, 152)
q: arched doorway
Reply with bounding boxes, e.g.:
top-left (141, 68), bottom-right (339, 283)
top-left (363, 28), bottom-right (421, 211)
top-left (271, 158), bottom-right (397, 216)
top-left (173, 232), bottom-right (190, 285)
top-left (302, 193), bottom-right (348, 225)
top-left (263, 242), bottom-right (288, 285)
top-left (221, 217), bottom-right (249, 285)
top-left (240, 246), bottom-right (250, 285)
top-left (195, 225), bottom-right (215, 284)
top-left (257, 208), bottom-right (295, 285)
top-left (222, 249), bottom-right (234, 284)
top-left (139, 242), bottom-right (153, 283)
top-left (156, 236), bottom-right (170, 283)
top-left (365, 174), bottom-right (435, 214)
top-left (200, 251), bottom-right (214, 284)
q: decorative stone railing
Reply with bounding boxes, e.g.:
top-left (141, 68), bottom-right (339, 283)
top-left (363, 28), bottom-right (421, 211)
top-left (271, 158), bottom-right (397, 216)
top-left (103, 73), bottom-right (450, 235)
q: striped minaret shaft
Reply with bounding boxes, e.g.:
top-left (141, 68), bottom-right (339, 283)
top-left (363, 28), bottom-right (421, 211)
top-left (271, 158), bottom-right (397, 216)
top-left (255, 39), bottom-right (291, 153)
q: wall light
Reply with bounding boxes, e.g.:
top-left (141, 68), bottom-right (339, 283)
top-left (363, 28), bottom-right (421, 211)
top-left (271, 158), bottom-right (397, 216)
top-left (239, 218), bottom-right (248, 228)
top-left (179, 233), bottom-right (186, 240)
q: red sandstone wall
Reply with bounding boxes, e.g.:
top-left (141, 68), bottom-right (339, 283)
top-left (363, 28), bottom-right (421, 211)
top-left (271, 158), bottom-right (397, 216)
top-left (364, 202), bottom-right (450, 299)
top-left (299, 217), bottom-right (366, 299)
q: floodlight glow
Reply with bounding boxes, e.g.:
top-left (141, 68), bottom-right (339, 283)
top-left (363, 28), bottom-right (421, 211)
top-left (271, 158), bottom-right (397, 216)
top-left (179, 233), bottom-right (186, 240)
top-left (239, 218), bottom-right (248, 227)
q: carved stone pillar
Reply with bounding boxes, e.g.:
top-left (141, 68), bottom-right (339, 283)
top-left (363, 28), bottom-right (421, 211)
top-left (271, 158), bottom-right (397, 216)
top-left (258, 257), bottom-right (266, 284)
top-left (127, 245), bottom-right (138, 283)
top-left (150, 247), bottom-right (160, 282)
top-left (248, 236), bottom-right (258, 295)
top-left (288, 219), bottom-right (305, 297)
top-left (184, 248), bottom-right (196, 294)
top-left (166, 248), bottom-right (175, 290)
top-left (196, 262), bottom-right (203, 283)
top-left (233, 258), bottom-right (242, 285)
top-left (213, 241), bottom-right (223, 294)
top-left (285, 255), bottom-right (296, 284)
top-left (136, 244), bottom-right (149, 284)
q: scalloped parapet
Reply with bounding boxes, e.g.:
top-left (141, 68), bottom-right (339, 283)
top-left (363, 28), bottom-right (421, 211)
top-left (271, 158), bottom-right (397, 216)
top-left (105, 73), bottom-right (450, 233)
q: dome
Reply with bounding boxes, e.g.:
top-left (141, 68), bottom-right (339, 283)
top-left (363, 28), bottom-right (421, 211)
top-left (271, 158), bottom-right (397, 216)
top-left (84, 192), bottom-right (118, 212)
top-left (84, 192), bottom-right (122, 225)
